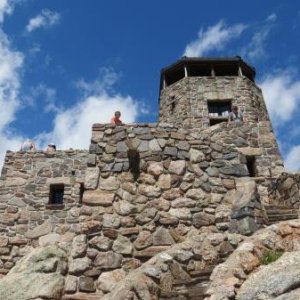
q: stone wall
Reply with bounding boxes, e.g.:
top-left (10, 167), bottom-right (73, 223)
top-left (0, 121), bottom-right (284, 296)
top-left (159, 76), bottom-right (269, 129)
top-left (269, 172), bottom-right (300, 207)
top-left (90, 121), bottom-right (283, 178)
top-left (0, 150), bottom-right (90, 275)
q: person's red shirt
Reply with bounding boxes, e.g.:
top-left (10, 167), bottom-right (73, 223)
top-left (111, 117), bottom-right (122, 125)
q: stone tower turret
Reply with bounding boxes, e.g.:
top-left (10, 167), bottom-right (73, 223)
top-left (159, 56), bottom-right (269, 128)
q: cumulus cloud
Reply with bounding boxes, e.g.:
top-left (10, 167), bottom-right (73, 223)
top-left (0, 29), bottom-right (25, 170)
top-left (24, 84), bottom-right (59, 113)
top-left (259, 69), bottom-right (300, 171)
top-left (0, 0), bottom-right (26, 171)
top-left (259, 70), bottom-right (300, 126)
top-left (75, 67), bottom-right (119, 96)
top-left (0, 3), bottom-right (141, 170)
top-left (284, 145), bottom-right (300, 171)
top-left (242, 13), bottom-right (277, 60)
top-left (26, 9), bottom-right (60, 32)
top-left (36, 95), bottom-right (138, 150)
top-left (183, 20), bottom-right (246, 57)
top-left (0, 0), bottom-right (15, 23)
top-left (35, 74), bottom-right (139, 150)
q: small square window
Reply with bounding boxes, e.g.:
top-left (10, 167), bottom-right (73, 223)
top-left (49, 184), bottom-right (64, 205)
top-left (208, 100), bottom-right (231, 126)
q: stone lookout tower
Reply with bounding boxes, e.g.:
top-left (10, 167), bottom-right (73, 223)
top-left (159, 56), bottom-right (269, 128)
top-left (0, 56), bottom-right (299, 299)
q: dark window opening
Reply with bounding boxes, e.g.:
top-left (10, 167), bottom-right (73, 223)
top-left (189, 64), bottom-right (211, 76)
top-left (208, 101), bottom-right (231, 126)
top-left (79, 183), bottom-right (84, 204)
top-left (165, 67), bottom-right (185, 86)
top-left (128, 149), bottom-right (140, 180)
top-left (49, 184), bottom-right (64, 205)
top-left (246, 156), bottom-right (256, 177)
top-left (243, 69), bottom-right (255, 82)
top-left (214, 65), bottom-right (239, 76)
top-left (171, 102), bottom-right (176, 114)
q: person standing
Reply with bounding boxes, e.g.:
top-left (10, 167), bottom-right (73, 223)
top-left (111, 111), bottom-right (123, 125)
top-left (20, 139), bottom-right (36, 152)
top-left (228, 106), bottom-right (243, 123)
top-left (46, 143), bottom-right (56, 153)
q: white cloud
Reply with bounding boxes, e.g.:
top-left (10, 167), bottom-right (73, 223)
top-left (0, 0), bottom-right (26, 171)
top-left (75, 67), bottom-right (119, 96)
top-left (35, 90), bottom-right (139, 150)
top-left (284, 145), bottom-right (300, 171)
top-left (0, 0), bottom-right (14, 23)
top-left (259, 70), bottom-right (300, 171)
top-left (30, 68), bottom-right (140, 150)
top-left (26, 9), bottom-right (60, 33)
top-left (242, 13), bottom-right (277, 60)
top-left (266, 13), bottom-right (277, 22)
top-left (28, 68), bottom-right (140, 151)
top-left (24, 84), bottom-right (59, 113)
top-left (183, 20), bottom-right (247, 57)
top-left (0, 28), bottom-right (25, 170)
top-left (259, 70), bottom-right (300, 126)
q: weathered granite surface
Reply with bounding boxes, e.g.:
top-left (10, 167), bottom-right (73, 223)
top-left (0, 245), bottom-right (67, 300)
top-left (206, 219), bottom-right (300, 300)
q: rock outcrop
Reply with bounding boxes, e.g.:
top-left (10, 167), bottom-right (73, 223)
top-left (237, 251), bottom-right (300, 300)
top-left (0, 245), bottom-right (67, 300)
top-left (206, 220), bottom-right (300, 300)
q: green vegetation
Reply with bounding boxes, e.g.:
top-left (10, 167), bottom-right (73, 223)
top-left (260, 249), bottom-right (283, 265)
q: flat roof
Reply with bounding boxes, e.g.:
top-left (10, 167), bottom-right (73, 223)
top-left (159, 56), bottom-right (256, 90)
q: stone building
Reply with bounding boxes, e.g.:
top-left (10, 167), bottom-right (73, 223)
top-left (0, 57), bottom-right (299, 299)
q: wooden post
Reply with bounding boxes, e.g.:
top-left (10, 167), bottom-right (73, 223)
top-left (238, 66), bottom-right (243, 77)
top-left (211, 66), bottom-right (215, 77)
top-left (162, 74), bottom-right (166, 89)
top-left (184, 65), bottom-right (188, 77)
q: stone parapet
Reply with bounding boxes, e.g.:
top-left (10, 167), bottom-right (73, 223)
top-left (90, 121), bottom-right (283, 178)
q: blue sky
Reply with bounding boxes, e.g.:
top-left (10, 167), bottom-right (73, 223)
top-left (1, 0), bottom-right (300, 170)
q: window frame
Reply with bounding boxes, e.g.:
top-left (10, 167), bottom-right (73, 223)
top-left (207, 100), bottom-right (232, 126)
top-left (47, 184), bottom-right (65, 209)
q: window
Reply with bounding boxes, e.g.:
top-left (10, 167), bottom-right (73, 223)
top-left (171, 101), bottom-right (176, 114)
top-left (207, 101), bottom-right (231, 126)
top-left (246, 156), bottom-right (256, 177)
top-left (189, 64), bottom-right (211, 76)
top-left (214, 65), bottom-right (239, 76)
top-left (49, 184), bottom-right (64, 205)
top-left (128, 149), bottom-right (140, 180)
top-left (79, 183), bottom-right (84, 204)
top-left (164, 67), bottom-right (185, 86)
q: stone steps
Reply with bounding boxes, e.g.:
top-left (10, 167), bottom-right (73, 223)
top-left (160, 284), bottom-right (209, 299)
top-left (160, 266), bottom-right (215, 299)
top-left (265, 205), bottom-right (299, 224)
